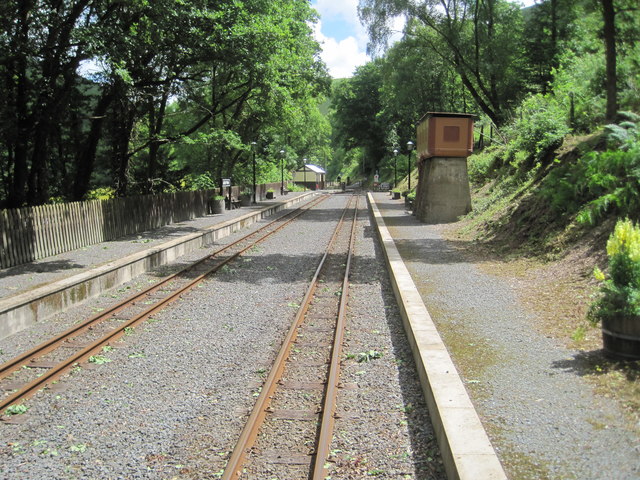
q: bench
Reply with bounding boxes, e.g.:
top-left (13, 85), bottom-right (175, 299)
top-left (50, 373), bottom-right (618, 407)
top-left (226, 197), bottom-right (242, 209)
top-left (373, 182), bottom-right (390, 192)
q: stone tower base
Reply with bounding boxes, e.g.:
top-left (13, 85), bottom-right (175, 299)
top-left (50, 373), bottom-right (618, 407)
top-left (415, 157), bottom-right (471, 224)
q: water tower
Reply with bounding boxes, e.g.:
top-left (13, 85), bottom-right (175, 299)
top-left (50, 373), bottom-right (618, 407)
top-left (414, 112), bottom-right (475, 223)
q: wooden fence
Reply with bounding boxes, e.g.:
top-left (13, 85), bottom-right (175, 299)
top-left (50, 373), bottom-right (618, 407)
top-left (0, 189), bottom-right (217, 269)
top-left (0, 181), bottom-right (291, 269)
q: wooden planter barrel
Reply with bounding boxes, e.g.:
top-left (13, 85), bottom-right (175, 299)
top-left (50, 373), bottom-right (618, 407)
top-left (209, 198), bottom-right (225, 214)
top-left (602, 316), bottom-right (640, 360)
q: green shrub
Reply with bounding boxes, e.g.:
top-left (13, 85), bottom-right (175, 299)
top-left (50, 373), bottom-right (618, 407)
top-left (575, 146), bottom-right (640, 225)
top-left (552, 49), bottom-right (606, 131)
top-left (468, 145), bottom-right (505, 184)
top-left (86, 187), bottom-right (116, 200)
top-left (179, 173), bottom-right (216, 191)
top-left (506, 93), bottom-right (571, 168)
top-left (589, 219), bottom-right (640, 324)
top-left (541, 116), bottom-right (640, 225)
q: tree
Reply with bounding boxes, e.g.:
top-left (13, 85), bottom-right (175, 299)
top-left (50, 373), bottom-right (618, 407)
top-left (522, 0), bottom-right (578, 92)
top-left (0, 0), bottom-right (330, 206)
top-left (601, 0), bottom-right (618, 121)
top-left (330, 61), bottom-right (387, 176)
top-left (0, 0), bottom-right (110, 206)
top-left (359, 0), bottom-right (527, 125)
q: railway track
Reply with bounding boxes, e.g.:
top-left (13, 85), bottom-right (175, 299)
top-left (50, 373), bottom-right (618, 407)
top-left (0, 194), bottom-right (329, 415)
top-left (222, 194), bottom-right (359, 480)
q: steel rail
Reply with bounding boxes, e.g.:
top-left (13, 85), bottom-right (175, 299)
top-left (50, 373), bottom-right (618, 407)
top-left (0, 195), bottom-right (327, 383)
top-left (0, 195), bottom-right (329, 413)
top-left (312, 195), bottom-right (359, 479)
top-left (221, 194), bottom-right (357, 480)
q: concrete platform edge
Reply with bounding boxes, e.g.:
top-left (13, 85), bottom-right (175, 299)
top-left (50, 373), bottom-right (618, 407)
top-left (367, 193), bottom-right (507, 480)
top-left (0, 193), bottom-right (315, 340)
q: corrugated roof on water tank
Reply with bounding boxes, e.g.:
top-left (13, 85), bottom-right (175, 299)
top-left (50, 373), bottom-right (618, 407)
top-left (417, 112), bottom-right (476, 159)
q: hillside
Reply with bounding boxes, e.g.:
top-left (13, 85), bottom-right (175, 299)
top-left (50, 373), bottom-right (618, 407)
top-left (440, 128), bottom-right (640, 421)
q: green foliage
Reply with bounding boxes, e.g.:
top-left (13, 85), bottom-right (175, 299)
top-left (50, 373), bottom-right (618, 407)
top-left (505, 93), bottom-right (571, 168)
top-left (85, 188), bottom-right (116, 201)
top-left (0, 0), bottom-right (330, 206)
top-left (468, 146), bottom-right (504, 184)
top-left (4, 404), bottom-right (29, 415)
top-left (330, 61), bottom-right (386, 175)
top-left (5, 404), bottom-right (29, 416)
top-left (88, 355), bottom-right (111, 365)
top-left (179, 173), bottom-right (217, 191)
top-left (541, 117), bottom-right (640, 225)
top-left (346, 350), bottom-right (383, 363)
top-left (552, 48), bottom-right (607, 131)
top-left (589, 219), bottom-right (640, 324)
top-left (603, 112), bottom-right (640, 148)
top-left (360, 0), bottom-right (526, 125)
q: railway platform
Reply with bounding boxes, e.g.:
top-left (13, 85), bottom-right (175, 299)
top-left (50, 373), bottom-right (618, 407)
top-left (0, 192), bottom-right (314, 340)
top-left (367, 192), bottom-right (507, 480)
top-left (368, 191), bottom-right (640, 480)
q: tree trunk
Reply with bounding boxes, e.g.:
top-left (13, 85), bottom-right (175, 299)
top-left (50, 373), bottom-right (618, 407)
top-left (72, 87), bottom-right (114, 200)
top-left (8, 1), bottom-right (33, 208)
top-left (601, 0), bottom-right (618, 121)
top-left (112, 82), bottom-right (135, 197)
top-left (28, 118), bottom-right (51, 205)
top-left (114, 110), bottom-right (135, 198)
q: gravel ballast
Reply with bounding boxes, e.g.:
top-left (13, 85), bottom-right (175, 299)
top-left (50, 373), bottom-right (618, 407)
top-left (373, 192), bottom-right (639, 480)
top-left (0, 194), bottom-right (445, 480)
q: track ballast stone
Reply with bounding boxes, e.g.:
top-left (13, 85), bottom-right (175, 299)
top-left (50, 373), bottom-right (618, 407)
top-left (0, 194), bottom-right (444, 480)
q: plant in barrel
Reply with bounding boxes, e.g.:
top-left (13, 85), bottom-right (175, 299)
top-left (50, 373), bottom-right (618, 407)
top-left (589, 219), bottom-right (640, 359)
top-left (210, 194), bottom-right (225, 214)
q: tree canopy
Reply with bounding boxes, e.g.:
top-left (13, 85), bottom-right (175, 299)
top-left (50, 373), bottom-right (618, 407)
top-left (329, 0), bottom-right (639, 181)
top-left (0, 0), bottom-right (330, 207)
top-left (1, 0), bottom-right (638, 206)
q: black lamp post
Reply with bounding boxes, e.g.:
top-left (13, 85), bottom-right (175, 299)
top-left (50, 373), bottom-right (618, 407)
top-left (393, 148), bottom-right (398, 188)
top-left (280, 149), bottom-right (285, 195)
top-left (303, 158), bottom-right (307, 191)
top-left (406, 141), bottom-right (414, 192)
top-left (251, 141), bottom-right (257, 204)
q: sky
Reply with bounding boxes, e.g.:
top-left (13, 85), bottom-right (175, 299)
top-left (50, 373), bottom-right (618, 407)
top-left (311, 0), bottom-right (538, 79)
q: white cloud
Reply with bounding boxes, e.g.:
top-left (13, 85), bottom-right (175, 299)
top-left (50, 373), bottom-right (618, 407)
top-left (313, 21), bottom-right (370, 78)
top-left (311, 0), bottom-right (405, 77)
top-left (388, 15), bottom-right (406, 45)
top-left (314, 0), bottom-right (360, 25)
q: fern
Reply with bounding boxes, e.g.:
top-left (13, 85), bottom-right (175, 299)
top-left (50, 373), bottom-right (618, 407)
top-left (618, 111), bottom-right (640, 123)
top-left (543, 142), bottom-right (640, 225)
top-left (604, 114), bottom-right (640, 150)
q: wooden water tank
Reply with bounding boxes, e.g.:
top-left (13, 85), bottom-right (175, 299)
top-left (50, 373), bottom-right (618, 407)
top-left (417, 112), bottom-right (475, 159)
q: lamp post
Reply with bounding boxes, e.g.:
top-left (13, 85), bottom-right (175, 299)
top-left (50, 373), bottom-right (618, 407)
top-left (280, 149), bottom-right (285, 195)
top-left (393, 148), bottom-right (398, 188)
top-left (251, 141), bottom-right (257, 204)
top-left (303, 158), bottom-right (307, 191)
top-left (406, 141), bottom-right (414, 192)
